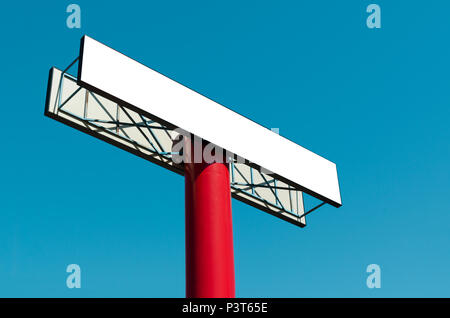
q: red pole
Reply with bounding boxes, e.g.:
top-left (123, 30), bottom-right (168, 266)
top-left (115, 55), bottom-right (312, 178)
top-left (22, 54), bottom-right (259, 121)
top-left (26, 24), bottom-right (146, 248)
top-left (184, 136), bottom-right (235, 298)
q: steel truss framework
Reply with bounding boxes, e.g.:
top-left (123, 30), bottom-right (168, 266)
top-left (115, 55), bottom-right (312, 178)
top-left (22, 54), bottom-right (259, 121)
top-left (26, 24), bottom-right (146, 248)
top-left (45, 58), bottom-right (327, 227)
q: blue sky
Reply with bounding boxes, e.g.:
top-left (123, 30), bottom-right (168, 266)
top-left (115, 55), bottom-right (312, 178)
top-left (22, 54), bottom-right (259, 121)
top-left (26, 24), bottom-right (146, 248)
top-left (0, 1), bottom-right (449, 297)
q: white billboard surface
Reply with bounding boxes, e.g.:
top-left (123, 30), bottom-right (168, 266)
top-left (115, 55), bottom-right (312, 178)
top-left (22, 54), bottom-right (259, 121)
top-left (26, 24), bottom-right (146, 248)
top-left (78, 36), bottom-right (341, 207)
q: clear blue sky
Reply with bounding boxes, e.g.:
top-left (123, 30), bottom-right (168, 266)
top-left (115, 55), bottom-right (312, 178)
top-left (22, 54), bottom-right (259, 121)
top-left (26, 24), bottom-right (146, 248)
top-left (0, 1), bottom-right (449, 297)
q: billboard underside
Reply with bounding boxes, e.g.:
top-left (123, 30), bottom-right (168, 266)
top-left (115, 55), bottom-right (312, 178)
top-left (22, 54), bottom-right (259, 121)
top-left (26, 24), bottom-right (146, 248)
top-left (45, 68), bottom-right (307, 227)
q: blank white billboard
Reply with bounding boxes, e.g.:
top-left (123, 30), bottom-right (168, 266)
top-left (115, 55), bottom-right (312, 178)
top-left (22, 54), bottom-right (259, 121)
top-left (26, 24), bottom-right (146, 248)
top-left (78, 36), bottom-right (341, 207)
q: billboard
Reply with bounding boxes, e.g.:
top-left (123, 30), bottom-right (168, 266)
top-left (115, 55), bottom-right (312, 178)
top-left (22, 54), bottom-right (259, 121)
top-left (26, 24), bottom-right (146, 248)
top-left (77, 36), bottom-right (341, 207)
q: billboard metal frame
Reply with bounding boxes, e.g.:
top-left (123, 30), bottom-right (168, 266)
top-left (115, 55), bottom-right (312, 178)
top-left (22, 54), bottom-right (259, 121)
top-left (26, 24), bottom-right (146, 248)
top-left (44, 63), bottom-right (329, 228)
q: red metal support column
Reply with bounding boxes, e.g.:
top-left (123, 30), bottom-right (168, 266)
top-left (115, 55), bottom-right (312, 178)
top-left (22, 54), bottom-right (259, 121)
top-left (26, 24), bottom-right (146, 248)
top-left (184, 136), bottom-right (235, 298)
